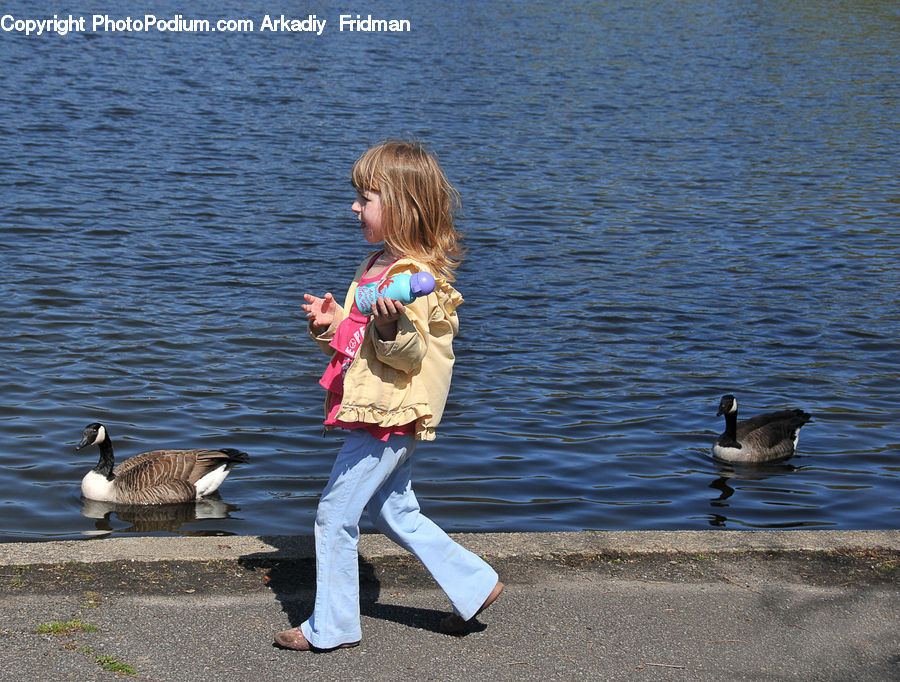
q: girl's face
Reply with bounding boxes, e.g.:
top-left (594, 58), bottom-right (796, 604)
top-left (352, 189), bottom-right (385, 245)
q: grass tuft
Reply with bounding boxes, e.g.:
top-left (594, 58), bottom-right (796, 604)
top-left (36, 618), bottom-right (99, 635)
top-left (95, 655), bottom-right (137, 675)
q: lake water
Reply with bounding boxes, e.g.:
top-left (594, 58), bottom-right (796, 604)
top-left (1, 1), bottom-right (898, 541)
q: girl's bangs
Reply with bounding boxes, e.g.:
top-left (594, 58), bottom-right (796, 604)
top-left (351, 148), bottom-right (383, 193)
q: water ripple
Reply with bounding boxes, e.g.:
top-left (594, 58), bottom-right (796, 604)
top-left (1, 0), bottom-right (898, 539)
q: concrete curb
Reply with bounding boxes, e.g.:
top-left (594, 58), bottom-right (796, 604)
top-left (1, 529), bottom-right (898, 566)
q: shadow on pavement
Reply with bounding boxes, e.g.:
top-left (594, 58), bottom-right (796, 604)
top-left (238, 535), bottom-right (454, 636)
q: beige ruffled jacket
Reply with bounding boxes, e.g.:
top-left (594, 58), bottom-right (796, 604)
top-left (310, 251), bottom-right (463, 441)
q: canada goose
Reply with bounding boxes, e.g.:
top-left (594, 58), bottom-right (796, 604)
top-left (76, 422), bottom-right (249, 504)
top-left (712, 395), bottom-right (811, 464)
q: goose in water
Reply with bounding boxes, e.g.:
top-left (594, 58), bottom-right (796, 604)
top-left (76, 422), bottom-right (249, 504)
top-left (712, 395), bottom-right (811, 464)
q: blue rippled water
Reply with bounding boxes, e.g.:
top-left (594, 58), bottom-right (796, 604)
top-left (1, 1), bottom-right (898, 540)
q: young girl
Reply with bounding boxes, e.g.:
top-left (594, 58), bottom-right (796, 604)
top-left (275, 141), bottom-right (503, 652)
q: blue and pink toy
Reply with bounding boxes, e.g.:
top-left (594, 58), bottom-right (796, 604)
top-left (355, 272), bottom-right (436, 315)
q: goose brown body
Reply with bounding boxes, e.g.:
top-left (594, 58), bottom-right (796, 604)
top-left (77, 423), bottom-right (249, 504)
top-left (109, 448), bottom-right (248, 504)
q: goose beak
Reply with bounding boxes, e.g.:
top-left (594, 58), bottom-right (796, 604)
top-left (75, 436), bottom-right (89, 451)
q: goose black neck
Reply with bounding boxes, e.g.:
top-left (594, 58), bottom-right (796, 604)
top-left (722, 412), bottom-right (738, 441)
top-left (93, 439), bottom-right (116, 480)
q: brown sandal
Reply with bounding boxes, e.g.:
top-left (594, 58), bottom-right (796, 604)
top-left (274, 626), bottom-right (360, 652)
top-left (441, 581), bottom-right (504, 635)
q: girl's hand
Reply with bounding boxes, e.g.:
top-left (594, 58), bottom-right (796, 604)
top-left (371, 296), bottom-right (403, 341)
top-left (302, 292), bottom-right (336, 330)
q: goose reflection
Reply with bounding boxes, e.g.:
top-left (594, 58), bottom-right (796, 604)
top-left (80, 494), bottom-right (240, 534)
top-left (705, 460), bottom-right (799, 528)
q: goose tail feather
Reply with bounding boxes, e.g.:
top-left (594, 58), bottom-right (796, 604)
top-left (218, 448), bottom-right (250, 464)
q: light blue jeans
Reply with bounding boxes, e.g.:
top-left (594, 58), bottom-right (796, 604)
top-left (300, 430), bottom-right (499, 649)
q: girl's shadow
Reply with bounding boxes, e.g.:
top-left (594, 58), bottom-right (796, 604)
top-left (240, 537), bottom-right (457, 636)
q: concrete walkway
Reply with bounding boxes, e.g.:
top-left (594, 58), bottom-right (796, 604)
top-left (1, 530), bottom-right (898, 680)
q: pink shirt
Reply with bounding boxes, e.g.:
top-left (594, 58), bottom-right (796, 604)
top-left (319, 253), bottom-right (415, 441)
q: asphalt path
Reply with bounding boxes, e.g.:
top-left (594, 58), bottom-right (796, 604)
top-left (1, 530), bottom-right (898, 681)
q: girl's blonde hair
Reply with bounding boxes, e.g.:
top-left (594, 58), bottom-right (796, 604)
top-left (351, 140), bottom-right (464, 282)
